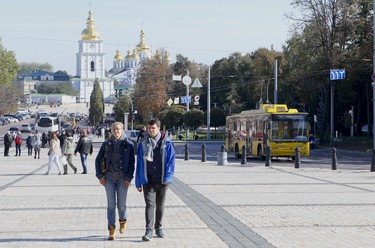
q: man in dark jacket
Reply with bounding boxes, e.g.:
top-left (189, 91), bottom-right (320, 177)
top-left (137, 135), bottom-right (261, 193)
top-left (74, 129), bottom-right (93, 174)
top-left (135, 118), bottom-right (175, 241)
top-left (4, 131), bottom-right (12, 156)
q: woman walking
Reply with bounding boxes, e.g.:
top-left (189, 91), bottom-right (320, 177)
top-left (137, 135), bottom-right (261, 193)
top-left (45, 132), bottom-right (63, 175)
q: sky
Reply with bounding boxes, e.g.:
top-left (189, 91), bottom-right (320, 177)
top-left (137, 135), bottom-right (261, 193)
top-left (0, 0), bottom-right (296, 76)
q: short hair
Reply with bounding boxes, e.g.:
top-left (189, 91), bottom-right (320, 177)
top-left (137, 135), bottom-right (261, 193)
top-left (111, 122), bottom-right (123, 130)
top-left (147, 118), bottom-right (161, 128)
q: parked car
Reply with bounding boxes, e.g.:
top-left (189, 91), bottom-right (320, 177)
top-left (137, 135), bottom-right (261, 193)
top-left (125, 130), bottom-right (140, 143)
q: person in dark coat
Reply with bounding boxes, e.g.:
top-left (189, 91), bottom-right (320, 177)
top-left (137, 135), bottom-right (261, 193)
top-left (4, 131), bottom-right (12, 156)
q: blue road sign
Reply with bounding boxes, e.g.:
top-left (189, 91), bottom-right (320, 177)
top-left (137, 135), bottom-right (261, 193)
top-left (181, 96), bottom-right (191, 104)
top-left (330, 69), bottom-right (345, 80)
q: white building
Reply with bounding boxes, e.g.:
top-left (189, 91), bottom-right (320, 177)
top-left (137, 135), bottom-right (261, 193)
top-left (71, 11), bottom-right (114, 103)
top-left (108, 30), bottom-right (154, 88)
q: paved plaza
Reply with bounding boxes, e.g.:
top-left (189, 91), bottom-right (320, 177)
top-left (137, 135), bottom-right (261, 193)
top-left (1, 140), bottom-right (375, 248)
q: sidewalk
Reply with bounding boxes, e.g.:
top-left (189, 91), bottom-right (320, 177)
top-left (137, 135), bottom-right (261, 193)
top-left (0, 146), bottom-right (375, 248)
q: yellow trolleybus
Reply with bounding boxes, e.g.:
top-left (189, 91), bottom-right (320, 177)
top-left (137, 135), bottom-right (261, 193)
top-left (226, 104), bottom-right (310, 159)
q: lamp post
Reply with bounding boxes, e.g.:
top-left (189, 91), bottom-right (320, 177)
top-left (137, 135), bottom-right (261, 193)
top-left (123, 93), bottom-right (134, 130)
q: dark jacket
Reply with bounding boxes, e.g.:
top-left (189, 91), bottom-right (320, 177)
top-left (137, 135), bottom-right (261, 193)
top-left (95, 137), bottom-right (135, 181)
top-left (74, 136), bottom-right (93, 155)
top-left (4, 133), bottom-right (12, 145)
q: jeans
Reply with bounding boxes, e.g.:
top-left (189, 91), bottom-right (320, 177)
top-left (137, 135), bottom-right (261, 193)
top-left (143, 182), bottom-right (168, 231)
top-left (15, 144), bottom-right (21, 156)
top-left (80, 153), bottom-right (88, 173)
top-left (105, 177), bottom-right (129, 228)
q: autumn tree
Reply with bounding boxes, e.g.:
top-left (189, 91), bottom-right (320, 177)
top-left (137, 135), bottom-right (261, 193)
top-left (89, 79), bottom-right (104, 126)
top-left (135, 50), bottom-right (171, 122)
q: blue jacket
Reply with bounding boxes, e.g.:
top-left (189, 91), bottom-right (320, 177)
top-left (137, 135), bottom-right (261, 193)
top-left (95, 138), bottom-right (135, 181)
top-left (135, 133), bottom-right (175, 188)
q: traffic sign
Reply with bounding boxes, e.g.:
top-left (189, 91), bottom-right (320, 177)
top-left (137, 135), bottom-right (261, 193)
top-left (182, 76), bottom-right (192, 86)
top-left (330, 69), bottom-right (345, 80)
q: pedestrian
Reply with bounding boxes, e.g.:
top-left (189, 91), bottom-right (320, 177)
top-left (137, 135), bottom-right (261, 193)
top-left (62, 131), bottom-right (77, 175)
top-left (95, 122), bottom-right (135, 240)
top-left (74, 129), bottom-right (93, 174)
top-left (34, 130), bottom-right (42, 159)
top-left (135, 118), bottom-right (175, 241)
top-left (4, 131), bottom-right (12, 156)
top-left (14, 132), bottom-right (22, 156)
top-left (26, 134), bottom-right (35, 156)
top-left (58, 130), bottom-right (66, 151)
top-left (136, 126), bottom-right (146, 144)
top-left (42, 132), bottom-right (48, 148)
top-left (45, 132), bottom-right (63, 175)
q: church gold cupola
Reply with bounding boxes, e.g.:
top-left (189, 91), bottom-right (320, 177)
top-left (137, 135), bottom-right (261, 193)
top-left (81, 11), bottom-right (101, 40)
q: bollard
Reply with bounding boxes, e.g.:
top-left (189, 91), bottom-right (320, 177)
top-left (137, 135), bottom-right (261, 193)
top-left (294, 146), bottom-right (301, 169)
top-left (331, 147), bottom-right (337, 170)
top-left (241, 145), bottom-right (247, 165)
top-left (371, 149), bottom-right (375, 172)
top-left (184, 143), bottom-right (189, 161)
top-left (217, 145), bottom-right (227, 165)
top-left (265, 146), bottom-right (271, 167)
top-left (201, 144), bottom-right (207, 162)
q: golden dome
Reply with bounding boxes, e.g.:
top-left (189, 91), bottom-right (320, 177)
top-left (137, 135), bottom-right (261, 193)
top-left (81, 11), bottom-right (101, 40)
top-left (114, 50), bottom-right (122, 61)
top-left (136, 30), bottom-right (150, 52)
top-left (125, 50), bottom-right (132, 60)
top-left (132, 49), bottom-right (140, 60)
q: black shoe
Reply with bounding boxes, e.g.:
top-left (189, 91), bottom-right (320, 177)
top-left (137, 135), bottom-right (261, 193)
top-left (63, 172), bottom-right (68, 175)
top-left (81, 172), bottom-right (87, 174)
top-left (34, 156), bottom-right (36, 159)
top-left (74, 168), bottom-right (77, 174)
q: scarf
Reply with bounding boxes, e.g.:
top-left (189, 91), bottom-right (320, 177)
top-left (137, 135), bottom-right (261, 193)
top-left (144, 132), bottom-right (161, 162)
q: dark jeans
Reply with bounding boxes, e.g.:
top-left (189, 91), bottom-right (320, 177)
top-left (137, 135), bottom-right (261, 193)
top-left (4, 144), bottom-right (10, 156)
top-left (15, 144), bottom-right (21, 156)
top-left (143, 182), bottom-right (168, 232)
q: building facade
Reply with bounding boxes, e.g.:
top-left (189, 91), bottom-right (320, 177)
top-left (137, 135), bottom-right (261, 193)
top-left (71, 10), bottom-right (114, 103)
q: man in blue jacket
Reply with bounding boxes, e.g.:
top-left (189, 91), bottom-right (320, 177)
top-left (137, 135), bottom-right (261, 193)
top-left (135, 118), bottom-right (175, 241)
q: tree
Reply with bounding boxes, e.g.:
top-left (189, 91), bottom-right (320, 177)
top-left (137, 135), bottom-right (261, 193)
top-left (157, 105), bottom-right (185, 130)
top-left (17, 62), bottom-right (53, 74)
top-left (203, 107), bottom-right (226, 128)
top-left (0, 39), bottom-right (18, 114)
top-left (37, 82), bottom-right (77, 95)
top-left (113, 94), bottom-right (132, 127)
top-left (135, 50), bottom-right (171, 122)
top-left (183, 109), bottom-right (204, 130)
top-left (89, 79), bottom-right (104, 126)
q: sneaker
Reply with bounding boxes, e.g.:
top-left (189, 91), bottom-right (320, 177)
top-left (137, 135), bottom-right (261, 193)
top-left (63, 172), bottom-right (68, 175)
top-left (74, 168), bottom-right (77, 174)
top-left (58, 172), bottom-right (62, 175)
top-left (45, 172), bottom-right (50, 175)
top-left (142, 230), bottom-right (153, 241)
top-left (155, 228), bottom-right (164, 238)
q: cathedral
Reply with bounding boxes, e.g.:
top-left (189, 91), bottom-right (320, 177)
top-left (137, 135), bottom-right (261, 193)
top-left (71, 10), bottom-right (155, 103)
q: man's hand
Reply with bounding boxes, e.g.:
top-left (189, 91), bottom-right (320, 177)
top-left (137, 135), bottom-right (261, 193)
top-left (137, 187), bottom-right (142, 192)
top-left (124, 180), bottom-right (131, 188)
top-left (162, 182), bottom-right (168, 186)
top-left (99, 177), bottom-right (105, 186)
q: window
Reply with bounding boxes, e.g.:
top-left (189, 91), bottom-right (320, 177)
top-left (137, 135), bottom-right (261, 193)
top-left (91, 61), bottom-right (95, 72)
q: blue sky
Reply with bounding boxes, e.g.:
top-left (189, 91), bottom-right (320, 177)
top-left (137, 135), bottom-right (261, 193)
top-left (0, 0), bottom-right (296, 76)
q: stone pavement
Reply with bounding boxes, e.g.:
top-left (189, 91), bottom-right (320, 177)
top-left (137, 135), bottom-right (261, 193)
top-left (1, 142), bottom-right (375, 248)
